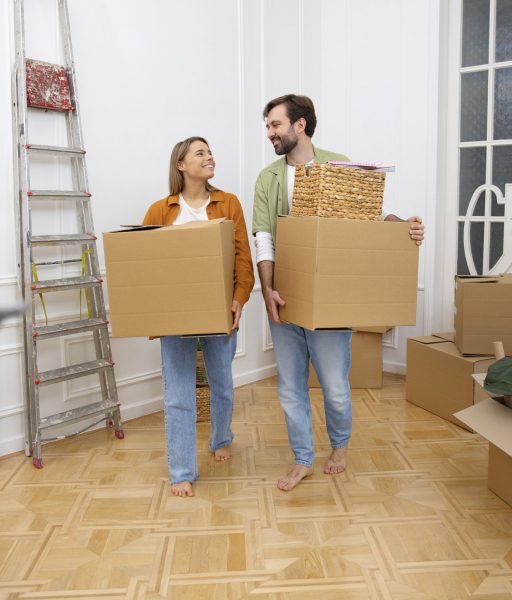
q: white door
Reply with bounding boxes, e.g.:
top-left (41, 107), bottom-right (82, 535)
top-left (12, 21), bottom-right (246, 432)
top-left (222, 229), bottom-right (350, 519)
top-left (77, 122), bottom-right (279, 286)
top-left (447, 0), bottom-right (512, 281)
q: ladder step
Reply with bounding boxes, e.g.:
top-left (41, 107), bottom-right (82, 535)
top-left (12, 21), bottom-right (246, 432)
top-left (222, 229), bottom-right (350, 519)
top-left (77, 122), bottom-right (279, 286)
top-left (36, 358), bottom-right (114, 386)
top-left (39, 398), bottom-right (120, 431)
top-left (31, 234), bottom-right (96, 246)
top-left (34, 318), bottom-right (108, 339)
top-left (32, 275), bottom-right (101, 293)
top-left (28, 190), bottom-right (91, 200)
top-left (26, 144), bottom-right (85, 157)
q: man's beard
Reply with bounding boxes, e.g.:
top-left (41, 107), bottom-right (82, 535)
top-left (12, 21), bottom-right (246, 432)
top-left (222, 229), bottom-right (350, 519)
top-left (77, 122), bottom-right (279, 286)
top-left (273, 134), bottom-right (298, 156)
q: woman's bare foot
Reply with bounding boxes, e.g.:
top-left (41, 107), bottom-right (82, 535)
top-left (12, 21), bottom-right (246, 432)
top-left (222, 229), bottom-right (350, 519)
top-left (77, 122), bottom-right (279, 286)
top-left (324, 447), bottom-right (347, 474)
top-left (277, 464), bottom-right (314, 491)
top-left (214, 445), bottom-right (232, 461)
top-left (170, 481), bottom-right (194, 497)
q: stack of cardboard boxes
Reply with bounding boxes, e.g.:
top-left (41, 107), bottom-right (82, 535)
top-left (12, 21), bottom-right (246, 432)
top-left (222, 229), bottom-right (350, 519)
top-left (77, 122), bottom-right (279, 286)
top-left (273, 215), bottom-right (420, 391)
top-left (406, 273), bottom-right (512, 505)
top-left (309, 327), bottom-right (390, 389)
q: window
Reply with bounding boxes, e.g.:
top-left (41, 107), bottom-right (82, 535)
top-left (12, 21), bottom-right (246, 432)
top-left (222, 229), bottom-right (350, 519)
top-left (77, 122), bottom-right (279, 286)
top-left (457, 0), bottom-right (512, 274)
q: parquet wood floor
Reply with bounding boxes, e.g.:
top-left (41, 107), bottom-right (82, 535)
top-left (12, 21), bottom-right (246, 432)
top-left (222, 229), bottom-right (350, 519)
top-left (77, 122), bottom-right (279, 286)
top-left (1, 374), bottom-right (511, 599)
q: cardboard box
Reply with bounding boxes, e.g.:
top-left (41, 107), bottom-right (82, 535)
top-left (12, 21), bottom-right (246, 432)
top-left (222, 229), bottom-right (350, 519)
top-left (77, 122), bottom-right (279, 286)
top-left (454, 274), bottom-right (512, 356)
top-left (406, 334), bottom-right (495, 430)
top-left (454, 399), bottom-right (512, 506)
top-left (274, 216), bottom-right (419, 330)
top-left (308, 329), bottom-right (386, 389)
top-left (103, 219), bottom-right (234, 337)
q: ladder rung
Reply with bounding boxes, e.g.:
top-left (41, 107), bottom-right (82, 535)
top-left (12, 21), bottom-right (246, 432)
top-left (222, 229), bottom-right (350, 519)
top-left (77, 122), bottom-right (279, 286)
top-left (26, 144), bottom-right (85, 157)
top-left (36, 358), bottom-right (114, 386)
top-left (39, 398), bottom-right (120, 430)
top-left (32, 275), bottom-right (102, 293)
top-left (28, 190), bottom-right (91, 200)
top-left (31, 234), bottom-right (97, 246)
top-left (34, 318), bottom-right (108, 339)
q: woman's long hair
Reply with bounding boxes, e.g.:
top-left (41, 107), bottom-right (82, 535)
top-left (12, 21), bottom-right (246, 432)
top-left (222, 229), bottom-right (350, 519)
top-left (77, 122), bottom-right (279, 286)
top-left (168, 136), bottom-right (218, 196)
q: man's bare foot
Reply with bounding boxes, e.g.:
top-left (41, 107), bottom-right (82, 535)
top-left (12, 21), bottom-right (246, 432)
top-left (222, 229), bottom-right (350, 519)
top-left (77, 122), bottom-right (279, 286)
top-left (277, 464), bottom-right (314, 491)
top-left (214, 445), bottom-right (231, 461)
top-left (170, 481), bottom-right (194, 497)
top-left (324, 447), bottom-right (347, 474)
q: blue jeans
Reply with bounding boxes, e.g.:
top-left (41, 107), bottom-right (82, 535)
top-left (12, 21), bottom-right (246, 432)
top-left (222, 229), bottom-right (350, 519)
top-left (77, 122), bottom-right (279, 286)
top-left (160, 333), bottom-right (237, 484)
top-left (269, 322), bottom-right (352, 467)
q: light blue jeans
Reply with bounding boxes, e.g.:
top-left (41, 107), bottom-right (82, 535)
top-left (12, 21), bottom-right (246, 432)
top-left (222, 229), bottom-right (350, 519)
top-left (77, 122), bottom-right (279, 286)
top-left (269, 322), bottom-right (352, 467)
top-left (160, 333), bottom-right (237, 484)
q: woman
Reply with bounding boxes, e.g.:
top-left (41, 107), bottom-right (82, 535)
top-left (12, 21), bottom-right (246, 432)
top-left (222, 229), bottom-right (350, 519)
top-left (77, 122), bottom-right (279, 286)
top-left (143, 136), bottom-right (254, 497)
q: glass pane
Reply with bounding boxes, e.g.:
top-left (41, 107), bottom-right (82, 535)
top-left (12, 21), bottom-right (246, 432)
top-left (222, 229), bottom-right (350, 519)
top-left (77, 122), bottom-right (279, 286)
top-left (494, 68), bottom-right (512, 139)
top-left (492, 145), bottom-right (512, 215)
top-left (462, 0), bottom-right (490, 66)
top-left (461, 71), bottom-right (488, 142)
top-left (457, 222), bottom-right (470, 274)
top-left (458, 221), bottom-right (485, 274)
top-left (496, 0), bottom-right (512, 62)
top-left (471, 221), bottom-right (485, 273)
top-left (490, 222), bottom-right (504, 270)
top-left (474, 193), bottom-right (486, 215)
top-left (459, 147), bottom-right (486, 215)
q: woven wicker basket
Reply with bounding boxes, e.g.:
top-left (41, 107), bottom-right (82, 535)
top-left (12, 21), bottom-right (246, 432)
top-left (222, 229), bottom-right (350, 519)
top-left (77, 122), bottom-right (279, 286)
top-left (291, 164), bottom-right (385, 220)
top-left (196, 350), bottom-right (208, 386)
top-left (196, 386), bottom-right (210, 422)
top-left (196, 350), bottom-right (210, 422)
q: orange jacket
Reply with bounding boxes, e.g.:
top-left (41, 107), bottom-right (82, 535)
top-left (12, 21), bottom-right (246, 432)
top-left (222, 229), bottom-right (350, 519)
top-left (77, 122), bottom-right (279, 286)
top-left (142, 190), bottom-right (255, 306)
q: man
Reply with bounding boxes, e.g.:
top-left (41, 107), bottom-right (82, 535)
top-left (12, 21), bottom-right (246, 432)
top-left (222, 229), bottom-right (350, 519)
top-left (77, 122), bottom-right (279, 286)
top-left (252, 94), bottom-right (424, 491)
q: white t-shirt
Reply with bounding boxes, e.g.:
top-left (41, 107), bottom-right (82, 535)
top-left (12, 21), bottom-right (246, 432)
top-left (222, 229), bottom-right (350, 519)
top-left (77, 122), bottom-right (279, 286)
top-left (173, 194), bottom-right (210, 225)
top-left (255, 161), bottom-right (310, 263)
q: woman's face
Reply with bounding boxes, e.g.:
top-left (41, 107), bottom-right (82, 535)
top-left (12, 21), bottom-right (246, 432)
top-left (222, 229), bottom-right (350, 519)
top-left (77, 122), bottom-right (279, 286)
top-left (178, 140), bottom-right (216, 182)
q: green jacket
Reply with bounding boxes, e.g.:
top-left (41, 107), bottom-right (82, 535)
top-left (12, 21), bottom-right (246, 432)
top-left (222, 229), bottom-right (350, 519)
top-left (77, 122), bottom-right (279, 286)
top-left (252, 146), bottom-right (349, 243)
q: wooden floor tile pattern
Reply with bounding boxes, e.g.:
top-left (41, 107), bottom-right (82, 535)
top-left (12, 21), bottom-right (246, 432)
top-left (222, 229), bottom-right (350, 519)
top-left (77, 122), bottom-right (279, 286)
top-left (1, 374), bottom-right (512, 599)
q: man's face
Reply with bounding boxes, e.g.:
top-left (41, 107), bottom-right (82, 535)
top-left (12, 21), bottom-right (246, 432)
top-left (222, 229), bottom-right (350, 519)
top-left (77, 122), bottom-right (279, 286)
top-left (265, 104), bottom-right (299, 156)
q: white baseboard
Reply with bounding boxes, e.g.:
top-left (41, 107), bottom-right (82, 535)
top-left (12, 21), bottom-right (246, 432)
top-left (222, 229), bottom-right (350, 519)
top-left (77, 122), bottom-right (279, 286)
top-left (0, 366), bottom-right (278, 459)
top-left (383, 360), bottom-right (406, 375)
top-left (119, 396), bottom-right (163, 421)
top-left (233, 364), bottom-right (277, 387)
top-left (0, 433), bottom-right (27, 458)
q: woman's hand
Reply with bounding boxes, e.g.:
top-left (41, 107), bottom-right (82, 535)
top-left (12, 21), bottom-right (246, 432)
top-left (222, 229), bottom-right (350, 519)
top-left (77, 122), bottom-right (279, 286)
top-left (231, 300), bottom-right (242, 331)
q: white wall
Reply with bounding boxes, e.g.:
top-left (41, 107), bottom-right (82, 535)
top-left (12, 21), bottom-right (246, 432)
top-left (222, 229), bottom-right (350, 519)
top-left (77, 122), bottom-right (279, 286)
top-left (0, 0), bottom-right (442, 456)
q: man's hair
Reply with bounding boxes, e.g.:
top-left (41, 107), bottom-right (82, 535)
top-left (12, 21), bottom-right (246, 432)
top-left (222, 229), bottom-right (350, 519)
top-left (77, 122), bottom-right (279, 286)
top-left (263, 94), bottom-right (317, 138)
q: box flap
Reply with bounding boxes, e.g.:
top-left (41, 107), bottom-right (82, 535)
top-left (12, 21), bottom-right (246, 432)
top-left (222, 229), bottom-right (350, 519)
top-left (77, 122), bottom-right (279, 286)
top-left (472, 373), bottom-right (503, 399)
top-left (356, 326), bottom-right (392, 334)
top-left (409, 336), bottom-right (494, 366)
top-left (433, 331), bottom-right (455, 342)
top-left (106, 218), bottom-right (227, 235)
top-left (174, 217), bottom-right (227, 229)
top-left (409, 335), bottom-right (448, 345)
top-left (455, 276), bottom-right (499, 284)
top-left (109, 225), bottom-right (163, 233)
top-left (454, 399), bottom-right (512, 455)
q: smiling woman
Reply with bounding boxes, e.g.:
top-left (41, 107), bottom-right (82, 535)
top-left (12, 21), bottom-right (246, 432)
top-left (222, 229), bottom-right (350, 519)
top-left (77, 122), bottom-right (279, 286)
top-left (141, 136), bottom-right (254, 498)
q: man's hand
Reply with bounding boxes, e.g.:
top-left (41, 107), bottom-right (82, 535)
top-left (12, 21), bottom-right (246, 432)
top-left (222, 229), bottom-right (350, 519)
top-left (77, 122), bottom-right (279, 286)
top-left (407, 216), bottom-right (424, 246)
top-left (231, 300), bottom-right (242, 331)
top-left (263, 287), bottom-right (285, 323)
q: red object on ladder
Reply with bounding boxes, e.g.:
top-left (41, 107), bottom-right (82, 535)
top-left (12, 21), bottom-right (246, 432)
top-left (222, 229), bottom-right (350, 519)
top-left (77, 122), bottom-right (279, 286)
top-left (25, 59), bottom-right (73, 111)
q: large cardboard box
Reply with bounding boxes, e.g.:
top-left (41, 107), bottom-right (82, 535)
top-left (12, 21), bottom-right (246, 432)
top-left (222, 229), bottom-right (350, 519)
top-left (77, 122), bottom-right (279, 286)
top-left (454, 274), bottom-right (512, 356)
top-left (454, 399), bottom-right (512, 507)
top-left (274, 216), bottom-right (419, 330)
top-left (308, 329), bottom-right (387, 389)
top-left (406, 334), bottom-right (495, 430)
top-left (103, 219), bottom-right (234, 337)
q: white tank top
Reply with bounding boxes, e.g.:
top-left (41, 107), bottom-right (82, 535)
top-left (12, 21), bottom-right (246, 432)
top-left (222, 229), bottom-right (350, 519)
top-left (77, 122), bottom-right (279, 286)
top-left (173, 194), bottom-right (210, 225)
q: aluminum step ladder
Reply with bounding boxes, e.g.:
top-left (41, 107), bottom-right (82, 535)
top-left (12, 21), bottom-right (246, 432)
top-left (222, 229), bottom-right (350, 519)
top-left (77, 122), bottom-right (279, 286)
top-left (12, 0), bottom-right (124, 468)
